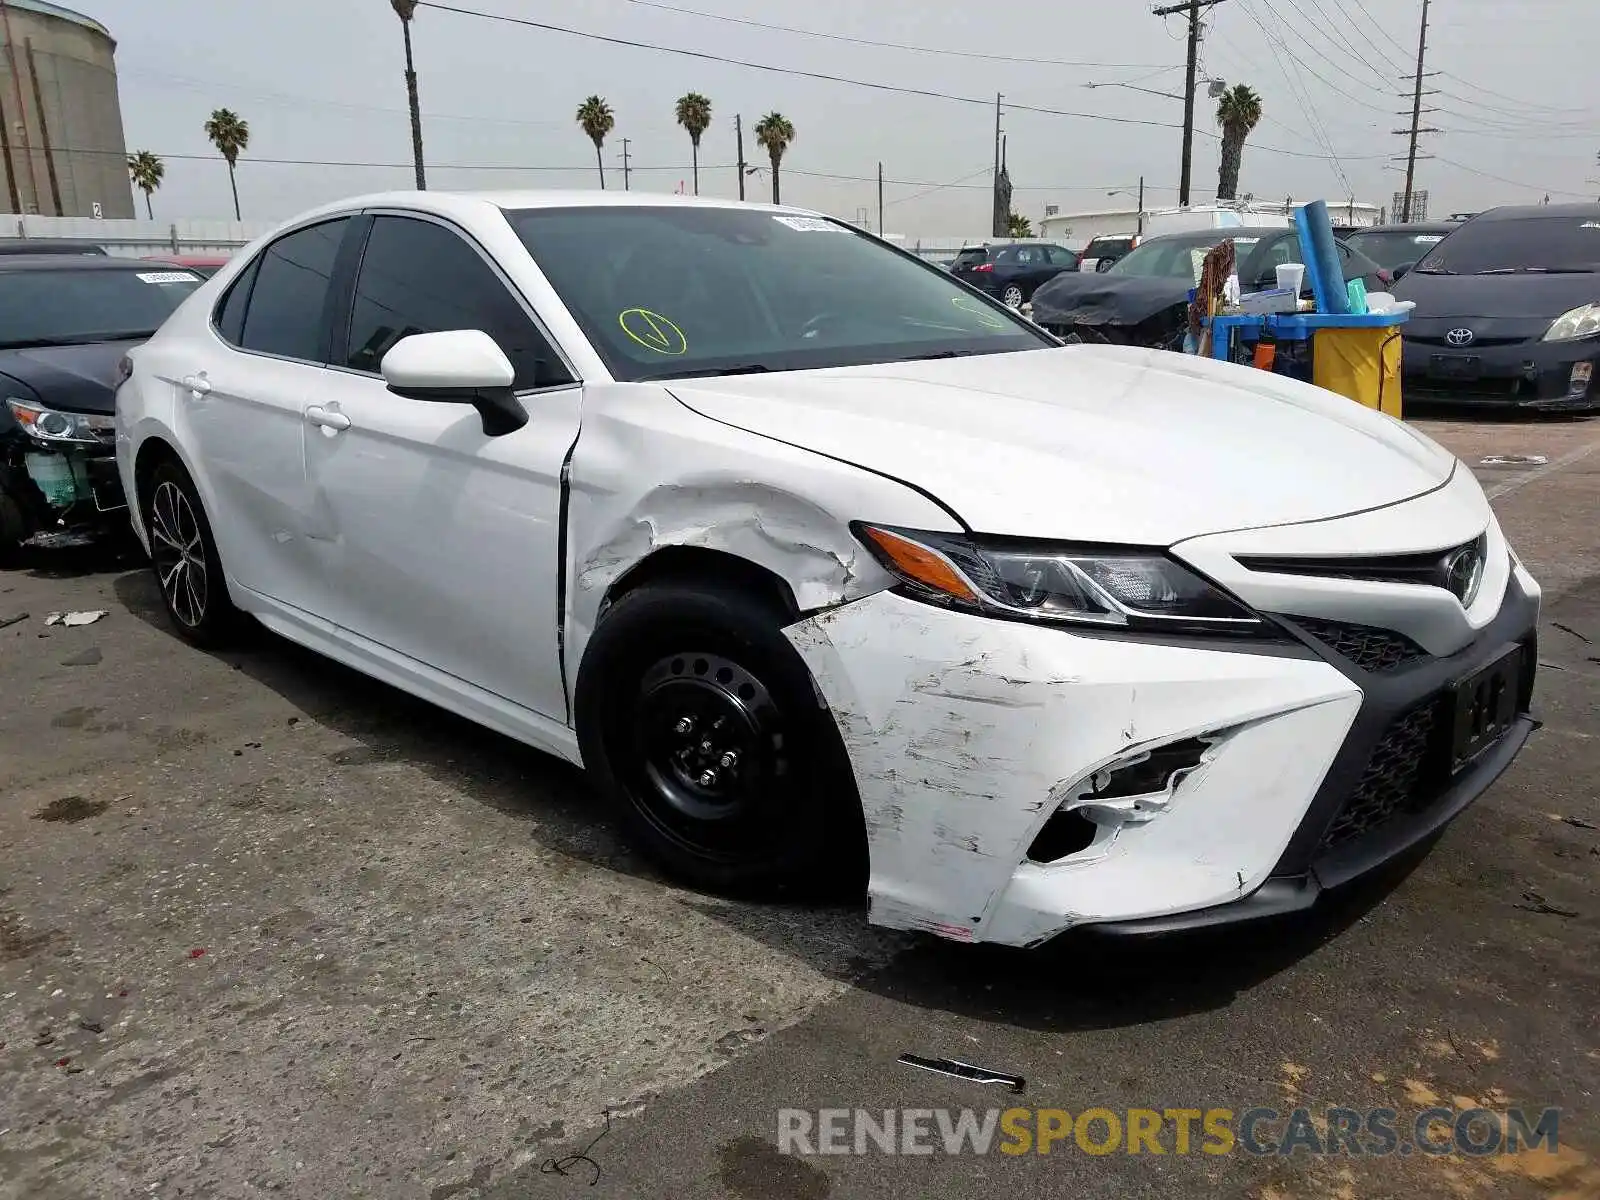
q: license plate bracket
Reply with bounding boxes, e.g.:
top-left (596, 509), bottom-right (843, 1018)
top-left (1430, 354), bottom-right (1483, 382)
top-left (1449, 646), bottom-right (1522, 770)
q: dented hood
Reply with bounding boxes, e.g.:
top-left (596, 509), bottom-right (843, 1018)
top-left (667, 345), bottom-right (1455, 545)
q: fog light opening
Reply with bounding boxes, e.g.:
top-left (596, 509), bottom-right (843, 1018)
top-left (1027, 735), bottom-right (1220, 865)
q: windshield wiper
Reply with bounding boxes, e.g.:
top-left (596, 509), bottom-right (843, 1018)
top-left (895, 349), bottom-right (979, 362)
top-left (1473, 266), bottom-right (1595, 275)
top-left (637, 363), bottom-right (773, 381)
top-left (0, 330), bottom-right (157, 350)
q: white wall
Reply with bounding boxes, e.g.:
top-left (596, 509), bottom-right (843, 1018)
top-left (2, 214), bottom-right (276, 257)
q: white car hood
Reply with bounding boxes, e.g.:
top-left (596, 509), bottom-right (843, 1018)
top-left (668, 344), bottom-right (1455, 545)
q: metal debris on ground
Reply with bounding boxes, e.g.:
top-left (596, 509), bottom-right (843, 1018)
top-left (1479, 455), bottom-right (1549, 467)
top-left (0, 612), bottom-right (27, 630)
top-left (898, 1053), bottom-right (1026, 1093)
top-left (44, 610), bottom-right (108, 627)
top-left (1562, 816), bottom-right (1598, 831)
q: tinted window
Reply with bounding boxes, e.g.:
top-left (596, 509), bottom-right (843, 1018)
top-left (239, 219), bottom-right (348, 360)
top-left (1345, 229), bottom-right (1448, 270)
top-left (1416, 213), bottom-right (1600, 275)
top-left (344, 216), bottom-right (568, 389)
top-left (213, 257), bottom-right (259, 345)
top-left (1089, 237), bottom-right (1134, 256)
top-left (1109, 234), bottom-right (1260, 279)
top-left (507, 206), bottom-right (1050, 382)
top-left (0, 267), bottom-right (201, 349)
top-left (1045, 245), bottom-right (1077, 266)
top-left (953, 248), bottom-right (988, 265)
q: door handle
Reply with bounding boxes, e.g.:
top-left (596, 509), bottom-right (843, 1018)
top-left (305, 405), bottom-right (351, 432)
top-left (182, 372), bottom-right (211, 398)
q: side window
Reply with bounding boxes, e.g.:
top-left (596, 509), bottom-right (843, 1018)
top-left (344, 215), bottom-right (570, 390)
top-left (212, 255), bottom-right (260, 345)
top-left (1013, 247), bottom-right (1037, 265)
top-left (238, 218), bottom-right (350, 361)
top-left (1046, 245), bottom-right (1075, 266)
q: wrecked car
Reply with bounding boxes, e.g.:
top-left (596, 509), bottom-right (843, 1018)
top-left (1031, 227), bottom-right (1388, 350)
top-left (1, 255), bottom-right (202, 558)
top-left (116, 193), bottom-right (1540, 947)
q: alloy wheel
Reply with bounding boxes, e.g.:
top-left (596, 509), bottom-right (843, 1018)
top-left (149, 480), bottom-right (208, 628)
top-left (1003, 285), bottom-right (1025, 308)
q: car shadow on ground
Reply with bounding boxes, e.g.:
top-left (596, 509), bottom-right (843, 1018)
top-left (108, 565), bottom-right (670, 887)
top-left (109, 564), bottom-right (1431, 1033)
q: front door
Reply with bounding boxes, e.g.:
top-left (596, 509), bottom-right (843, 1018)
top-left (301, 213), bottom-right (581, 722)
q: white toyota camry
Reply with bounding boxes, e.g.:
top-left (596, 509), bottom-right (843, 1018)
top-left (115, 191), bottom-right (1540, 947)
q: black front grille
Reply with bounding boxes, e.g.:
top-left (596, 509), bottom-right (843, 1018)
top-left (1293, 617), bottom-right (1430, 672)
top-left (1320, 699), bottom-right (1446, 850)
top-left (1405, 378), bottom-right (1526, 404)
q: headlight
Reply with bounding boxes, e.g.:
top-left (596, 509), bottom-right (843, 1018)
top-left (1542, 302), bottom-right (1600, 343)
top-left (855, 524), bottom-right (1269, 636)
top-left (5, 398), bottom-right (114, 445)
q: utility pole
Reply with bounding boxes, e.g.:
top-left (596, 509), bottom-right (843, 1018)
top-left (1137, 175), bottom-right (1145, 235)
top-left (735, 114), bottom-right (746, 201)
top-left (991, 92), bottom-right (1003, 237)
top-left (877, 161), bottom-right (884, 237)
top-left (1152, 0), bottom-right (1226, 208)
top-left (1399, 0), bottom-right (1432, 223)
top-left (619, 138), bottom-right (631, 191)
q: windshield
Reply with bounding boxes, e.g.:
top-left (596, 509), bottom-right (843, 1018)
top-left (506, 206), bottom-right (1051, 381)
top-left (1415, 214), bottom-right (1600, 274)
top-left (1108, 234), bottom-right (1261, 280)
top-left (0, 267), bottom-right (201, 348)
top-left (1347, 229), bottom-right (1449, 270)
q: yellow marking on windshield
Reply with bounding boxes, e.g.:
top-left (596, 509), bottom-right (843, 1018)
top-left (618, 308), bottom-right (689, 355)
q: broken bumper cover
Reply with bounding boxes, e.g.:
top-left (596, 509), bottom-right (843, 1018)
top-left (786, 572), bottom-right (1538, 948)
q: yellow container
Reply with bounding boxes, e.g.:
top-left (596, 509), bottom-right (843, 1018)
top-left (1312, 326), bottom-right (1404, 418)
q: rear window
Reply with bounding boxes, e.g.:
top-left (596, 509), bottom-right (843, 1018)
top-left (1088, 237), bottom-right (1134, 255)
top-left (954, 248), bottom-right (989, 265)
top-left (1346, 230), bottom-right (1448, 269)
top-left (1416, 214), bottom-right (1600, 275)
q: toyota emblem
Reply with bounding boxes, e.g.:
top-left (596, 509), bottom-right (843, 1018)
top-left (1446, 327), bottom-right (1476, 347)
top-left (1444, 541), bottom-right (1485, 607)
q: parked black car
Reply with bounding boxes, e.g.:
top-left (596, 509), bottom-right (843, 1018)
top-left (1032, 226), bottom-right (1388, 348)
top-left (949, 241), bottom-right (1080, 308)
top-left (0, 238), bottom-right (107, 256)
top-left (0, 256), bottom-right (203, 558)
top-left (1343, 222), bottom-right (1456, 275)
top-left (1393, 204), bottom-right (1600, 412)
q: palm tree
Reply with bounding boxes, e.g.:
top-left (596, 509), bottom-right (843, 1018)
top-left (753, 112), bottom-right (795, 205)
top-left (127, 150), bottom-right (165, 220)
top-left (674, 92), bottom-right (712, 196)
top-left (1005, 212), bottom-right (1032, 237)
top-left (204, 108), bottom-right (250, 220)
top-left (1215, 85), bottom-right (1263, 202)
top-left (576, 96), bottom-right (614, 190)
top-left (391, 0), bottom-right (426, 189)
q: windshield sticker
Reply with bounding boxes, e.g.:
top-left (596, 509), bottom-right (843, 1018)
top-left (1413, 235), bottom-right (1445, 244)
top-left (772, 216), bottom-right (841, 232)
top-left (618, 308), bottom-right (688, 355)
top-left (137, 271), bottom-right (200, 284)
top-left (950, 295), bottom-right (1008, 329)
top-left (1583, 222), bottom-right (1600, 230)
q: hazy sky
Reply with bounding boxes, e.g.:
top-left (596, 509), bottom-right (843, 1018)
top-left (97, 0), bottom-right (1598, 233)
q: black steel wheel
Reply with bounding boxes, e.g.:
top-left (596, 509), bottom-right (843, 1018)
top-left (576, 579), bottom-right (865, 897)
top-left (144, 459), bottom-right (236, 646)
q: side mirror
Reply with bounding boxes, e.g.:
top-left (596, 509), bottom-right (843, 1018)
top-left (1392, 261), bottom-right (1414, 281)
top-left (381, 330), bottom-right (527, 436)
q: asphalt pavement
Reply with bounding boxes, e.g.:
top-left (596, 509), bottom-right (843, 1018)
top-left (2, 415), bottom-right (1597, 1200)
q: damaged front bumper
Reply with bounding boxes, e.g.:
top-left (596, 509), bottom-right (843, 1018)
top-left (2, 432), bottom-right (127, 550)
top-left (785, 569), bottom-right (1538, 948)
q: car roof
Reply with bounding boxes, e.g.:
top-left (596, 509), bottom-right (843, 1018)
top-left (1474, 203), bottom-right (1600, 222)
top-left (1351, 222), bottom-right (1456, 234)
top-left (1139, 226), bottom-right (1293, 242)
top-left (0, 255), bottom-right (194, 273)
top-left (283, 189), bottom-right (805, 229)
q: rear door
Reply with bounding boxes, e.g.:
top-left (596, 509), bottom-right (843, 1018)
top-left (300, 211), bottom-right (581, 721)
top-left (180, 217), bottom-right (352, 613)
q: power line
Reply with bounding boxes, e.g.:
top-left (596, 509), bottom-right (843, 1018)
top-left (415, 1), bottom-right (1187, 131)
top-left (613, 0), bottom-right (1174, 70)
top-left (1431, 154), bottom-right (1594, 199)
top-left (1237, 0), bottom-right (1353, 193)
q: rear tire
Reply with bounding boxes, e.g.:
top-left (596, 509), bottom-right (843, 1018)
top-left (143, 460), bottom-right (237, 647)
top-left (1002, 284), bottom-right (1025, 309)
top-left (576, 580), bottom-right (865, 898)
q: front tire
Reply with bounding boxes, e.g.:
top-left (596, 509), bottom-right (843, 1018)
top-left (143, 460), bottom-right (237, 646)
top-left (1002, 284), bottom-right (1025, 309)
top-left (576, 580), bottom-right (865, 898)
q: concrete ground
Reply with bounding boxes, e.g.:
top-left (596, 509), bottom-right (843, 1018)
top-left (1, 414), bottom-right (1597, 1200)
